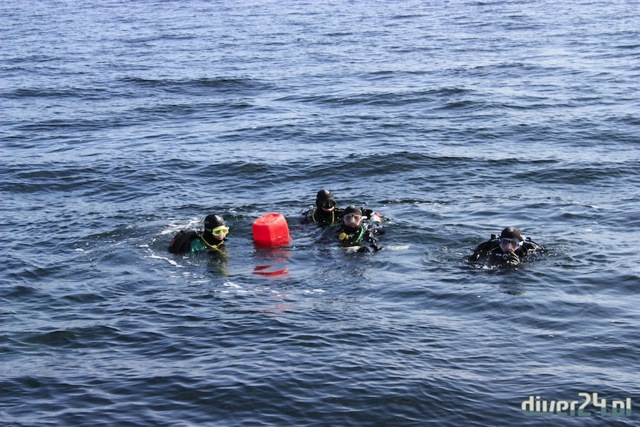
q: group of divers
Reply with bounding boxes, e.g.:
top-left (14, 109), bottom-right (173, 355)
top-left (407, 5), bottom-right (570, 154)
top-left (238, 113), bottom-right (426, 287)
top-left (169, 189), bottom-right (546, 268)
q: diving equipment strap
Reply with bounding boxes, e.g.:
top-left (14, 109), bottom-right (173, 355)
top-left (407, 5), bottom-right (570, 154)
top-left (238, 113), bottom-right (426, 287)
top-left (339, 226), bottom-right (365, 245)
top-left (199, 232), bottom-right (225, 253)
top-left (312, 208), bottom-right (335, 224)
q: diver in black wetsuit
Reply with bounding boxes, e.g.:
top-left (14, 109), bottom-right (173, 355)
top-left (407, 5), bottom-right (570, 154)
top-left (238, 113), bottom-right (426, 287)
top-left (168, 214), bottom-right (229, 255)
top-left (468, 226), bottom-right (545, 267)
top-left (301, 189), bottom-right (379, 226)
top-left (301, 189), bottom-right (342, 225)
top-left (337, 206), bottom-right (383, 253)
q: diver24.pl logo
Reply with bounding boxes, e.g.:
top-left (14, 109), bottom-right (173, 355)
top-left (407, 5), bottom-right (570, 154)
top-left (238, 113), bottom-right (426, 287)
top-left (521, 393), bottom-right (632, 417)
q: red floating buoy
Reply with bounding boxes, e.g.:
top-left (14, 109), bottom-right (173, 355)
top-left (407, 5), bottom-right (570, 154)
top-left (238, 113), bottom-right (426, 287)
top-left (252, 212), bottom-right (291, 247)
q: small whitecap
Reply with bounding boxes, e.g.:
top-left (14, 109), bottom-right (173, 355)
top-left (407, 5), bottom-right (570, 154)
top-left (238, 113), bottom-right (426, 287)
top-left (223, 281), bottom-right (242, 289)
top-left (147, 252), bottom-right (182, 267)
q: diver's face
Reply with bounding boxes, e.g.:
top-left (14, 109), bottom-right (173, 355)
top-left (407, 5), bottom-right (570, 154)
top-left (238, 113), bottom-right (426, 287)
top-left (343, 213), bottom-right (362, 228)
top-left (211, 226), bottom-right (229, 241)
top-left (320, 199), bottom-right (336, 212)
top-left (499, 238), bottom-right (520, 253)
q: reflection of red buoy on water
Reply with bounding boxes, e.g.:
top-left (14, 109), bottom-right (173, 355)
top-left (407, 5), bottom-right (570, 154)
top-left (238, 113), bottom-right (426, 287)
top-left (253, 264), bottom-right (288, 276)
top-left (252, 212), bottom-right (291, 247)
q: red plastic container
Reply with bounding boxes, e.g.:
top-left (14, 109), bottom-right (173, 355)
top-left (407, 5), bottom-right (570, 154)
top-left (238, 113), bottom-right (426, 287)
top-left (252, 212), bottom-right (291, 247)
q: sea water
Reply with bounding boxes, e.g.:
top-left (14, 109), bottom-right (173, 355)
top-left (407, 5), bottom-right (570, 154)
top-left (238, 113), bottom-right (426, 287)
top-left (1, 0), bottom-right (639, 425)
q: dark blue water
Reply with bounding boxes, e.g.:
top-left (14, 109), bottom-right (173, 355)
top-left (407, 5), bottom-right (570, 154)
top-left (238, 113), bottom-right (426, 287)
top-left (2, 0), bottom-right (639, 425)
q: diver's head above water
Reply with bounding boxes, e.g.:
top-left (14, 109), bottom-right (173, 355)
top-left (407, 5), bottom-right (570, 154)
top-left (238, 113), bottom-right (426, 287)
top-left (316, 189), bottom-right (336, 212)
top-left (204, 214), bottom-right (229, 242)
top-left (498, 226), bottom-right (524, 254)
top-left (342, 205), bottom-right (363, 229)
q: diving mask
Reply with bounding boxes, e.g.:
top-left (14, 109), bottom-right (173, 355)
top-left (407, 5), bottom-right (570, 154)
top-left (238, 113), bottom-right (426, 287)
top-left (211, 226), bottom-right (229, 239)
top-left (499, 237), bottom-right (522, 252)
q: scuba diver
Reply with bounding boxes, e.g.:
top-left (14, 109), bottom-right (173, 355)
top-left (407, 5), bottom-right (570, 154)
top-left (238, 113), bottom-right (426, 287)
top-left (337, 205), bottom-right (383, 253)
top-left (468, 226), bottom-right (545, 267)
top-left (168, 214), bottom-right (229, 255)
top-left (301, 189), bottom-right (381, 226)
